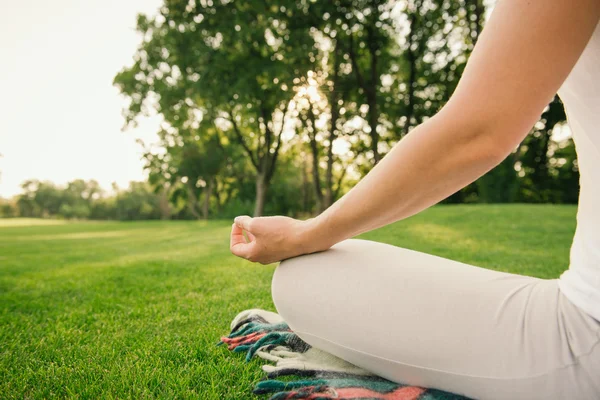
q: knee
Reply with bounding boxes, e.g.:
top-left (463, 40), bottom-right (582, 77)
top-left (271, 245), bottom-right (338, 330)
top-left (270, 238), bottom-right (367, 330)
top-left (271, 255), bottom-right (305, 325)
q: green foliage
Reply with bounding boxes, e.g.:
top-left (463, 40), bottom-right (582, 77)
top-left (214, 197), bottom-right (255, 219)
top-left (58, 203), bottom-right (91, 220)
top-left (113, 182), bottom-right (163, 221)
top-left (12, 180), bottom-right (164, 221)
top-left (17, 180), bottom-right (63, 218)
top-left (89, 196), bottom-right (118, 220)
top-left (477, 156), bottom-right (519, 203)
top-left (0, 205), bottom-right (576, 398)
top-left (449, 96), bottom-right (578, 205)
top-left (548, 138), bottom-right (580, 204)
top-left (263, 152), bottom-right (313, 217)
top-left (515, 97), bottom-right (577, 203)
top-left (0, 198), bottom-right (18, 218)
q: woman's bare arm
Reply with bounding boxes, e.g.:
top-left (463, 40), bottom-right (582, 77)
top-left (304, 0), bottom-right (600, 247)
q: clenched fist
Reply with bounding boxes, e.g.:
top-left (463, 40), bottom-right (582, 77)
top-left (229, 215), bottom-right (331, 264)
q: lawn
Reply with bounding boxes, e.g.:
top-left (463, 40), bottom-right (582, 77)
top-left (0, 204), bottom-right (577, 399)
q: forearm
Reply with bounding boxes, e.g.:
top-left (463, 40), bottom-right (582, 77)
top-left (306, 104), bottom-right (509, 249)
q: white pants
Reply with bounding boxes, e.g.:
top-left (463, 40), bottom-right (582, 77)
top-left (271, 239), bottom-right (600, 400)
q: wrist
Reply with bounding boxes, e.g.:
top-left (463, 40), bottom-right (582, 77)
top-left (299, 214), bottom-right (338, 254)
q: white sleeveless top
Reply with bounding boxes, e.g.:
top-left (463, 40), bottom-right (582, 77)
top-left (556, 19), bottom-right (600, 322)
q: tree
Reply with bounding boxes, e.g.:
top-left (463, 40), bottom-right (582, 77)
top-left (16, 180), bottom-right (62, 218)
top-left (114, 1), bottom-right (317, 216)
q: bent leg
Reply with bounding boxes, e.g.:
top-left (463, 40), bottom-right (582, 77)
top-left (271, 238), bottom-right (600, 400)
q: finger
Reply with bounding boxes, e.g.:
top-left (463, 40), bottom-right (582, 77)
top-left (232, 223), bottom-right (255, 245)
top-left (245, 230), bottom-right (256, 242)
top-left (231, 224), bottom-right (256, 260)
top-left (234, 215), bottom-right (254, 232)
top-left (231, 241), bottom-right (255, 260)
top-left (230, 223), bottom-right (246, 248)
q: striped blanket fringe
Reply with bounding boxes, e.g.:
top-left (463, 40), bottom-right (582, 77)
top-left (218, 309), bottom-right (469, 400)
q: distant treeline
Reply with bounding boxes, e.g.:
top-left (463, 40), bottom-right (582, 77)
top-left (0, 180), bottom-right (168, 221)
top-left (0, 170), bottom-right (316, 220)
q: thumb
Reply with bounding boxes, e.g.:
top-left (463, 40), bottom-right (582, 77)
top-left (234, 215), bottom-right (253, 231)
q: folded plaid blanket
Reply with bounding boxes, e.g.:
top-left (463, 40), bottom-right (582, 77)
top-left (219, 309), bottom-right (469, 400)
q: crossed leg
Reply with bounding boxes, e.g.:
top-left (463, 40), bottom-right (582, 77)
top-left (271, 238), bottom-right (600, 400)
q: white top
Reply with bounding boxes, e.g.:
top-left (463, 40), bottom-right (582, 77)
top-left (557, 19), bottom-right (600, 322)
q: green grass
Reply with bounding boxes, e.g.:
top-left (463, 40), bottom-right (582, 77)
top-left (0, 204), bottom-right (577, 399)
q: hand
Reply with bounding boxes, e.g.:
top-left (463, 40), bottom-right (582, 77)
top-left (229, 215), bottom-right (330, 265)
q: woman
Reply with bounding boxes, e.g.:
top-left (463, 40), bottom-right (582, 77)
top-left (230, 0), bottom-right (600, 398)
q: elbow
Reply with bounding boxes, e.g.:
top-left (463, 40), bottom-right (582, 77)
top-left (475, 128), bottom-right (520, 167)
top-left (438, 100), bottom-right (527, 168)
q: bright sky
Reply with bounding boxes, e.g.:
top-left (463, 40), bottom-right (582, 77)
top-left (0, 0), bottom-right (164, 198)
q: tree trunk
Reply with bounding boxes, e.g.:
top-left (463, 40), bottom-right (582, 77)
top-left (324, 149), bottom-right (335, 208)
top-left (307, 104), bottom-right (324, 213)
top-left (254, 172), bottom-right (268, 217)
top-left (404, 5), bottom-right (419, 137)
top-left (347, 31), bottom-right (380, 165)
top-left (474, 0), bottom-right (484, 40)
top-left (324, 157), bottom-right (334, 209)
top-left (366, 23), bottom-right (380, 165)
top-left (367, 94), bottom-right (380, 165)
top-left (310, 140), bottom-right (324, 213)
top-left (301, 156), bottom-right (309, 214)
top-left (186, 182), bottom-right (201, 220)
top-left (158, 186), bottom-right (171, 220)
top-left (213, 177), bottom-right (223, 214)
top-left (202, 177), bottom-right (214, 220)
top-left (325, 42), bottom-right (340, 209)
